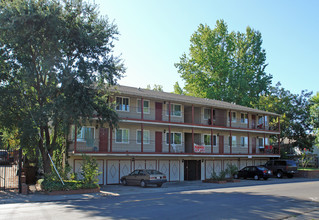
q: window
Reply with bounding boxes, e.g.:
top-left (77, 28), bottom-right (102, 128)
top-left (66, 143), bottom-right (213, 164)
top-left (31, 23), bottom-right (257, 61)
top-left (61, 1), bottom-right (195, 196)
top-left (232, 136), bottom-right (237, 147)
top-left (166, 132), bottom-right (182, 145)
top-left (130, 170), bottom-right (139, 175)
top-left (136, 130), bottom-right (150, 144)
top-left (116, 97), bottom-right (130, 112)
top-left (265, 116), bottom-right (269, 126)
top-left (241, 113), bottom-right (248, 124)
top-left (258, 116), bottom-right (263, 125)
top-left (115, 128), bottom-right (129, 143)
top-left (265, 137), bottom-right (269, 145)
top-left (258, 138), bottom-right (264, 147)
top-left (240, 136), bottom-right (248, 147)
top-left (72, 126), bottom-right (95, 147)
top-left (204, 108), bottom-right (211, 120)
top-left (231, 112), bottom-right (237, 122)
top-left (166, 103), bottom-right (182, 116)
top-left (204, 134), bottom-right (217, 146)
top-left (137, 99), bottom-right (150, 114)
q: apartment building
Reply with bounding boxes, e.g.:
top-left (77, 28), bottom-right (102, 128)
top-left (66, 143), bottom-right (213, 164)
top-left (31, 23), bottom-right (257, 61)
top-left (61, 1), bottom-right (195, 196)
top-left (68, 85), bottom-right (280, 185)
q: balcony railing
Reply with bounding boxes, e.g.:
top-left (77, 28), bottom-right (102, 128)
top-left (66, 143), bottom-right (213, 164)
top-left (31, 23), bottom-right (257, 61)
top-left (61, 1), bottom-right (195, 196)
top-left (70, 139), bottom-right (279, 155)
top-left (116, 106), bottom-right (279, 132)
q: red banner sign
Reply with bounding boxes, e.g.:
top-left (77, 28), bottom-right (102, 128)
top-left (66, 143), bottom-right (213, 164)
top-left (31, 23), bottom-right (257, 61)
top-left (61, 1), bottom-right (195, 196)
top-left (194, 145), bottom-right (205, 153)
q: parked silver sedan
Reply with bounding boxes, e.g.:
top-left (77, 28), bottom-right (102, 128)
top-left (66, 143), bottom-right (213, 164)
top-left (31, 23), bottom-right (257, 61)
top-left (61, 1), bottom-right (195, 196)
top-left (120, 169), bottom-right (167, 187)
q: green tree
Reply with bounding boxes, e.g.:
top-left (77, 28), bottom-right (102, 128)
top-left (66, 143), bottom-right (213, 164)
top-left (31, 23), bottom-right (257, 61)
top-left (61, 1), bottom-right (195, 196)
top-left (146, 84), bottom-right (163, 92)
top-left (175, 20), bottom-right (272, 107)
top-left (256, 83), bottom-right (315, 151)
top-left (173, 82), bottom-right (184, 95)
top-left (0, 0), bottom-right (125, 174)
top-left (310, 92), bottom-right (319, 144)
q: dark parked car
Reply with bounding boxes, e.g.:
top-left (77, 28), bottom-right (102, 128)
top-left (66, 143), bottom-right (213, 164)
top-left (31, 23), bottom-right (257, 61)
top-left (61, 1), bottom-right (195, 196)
top-left (121, 169), bottom-right (167, 187)
top-left (0, 150), bottom-right (9, 165)
top-left (264, 159), bottom-right (298, 178)
top-left (234, 166), bottom-right (271, 180)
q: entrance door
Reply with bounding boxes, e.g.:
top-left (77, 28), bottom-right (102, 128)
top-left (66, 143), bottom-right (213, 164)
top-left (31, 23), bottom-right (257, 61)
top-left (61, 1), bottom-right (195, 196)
top-left (185, 133), bottom-right (193, 153)
top-left (252, 137), bottom-right (256, 154)
top-left (184, 160), bottom-right (201, 180)
top-left (252, 115), bottom-right (256, 129)
top-left (155, 102), bottom-right (163, 121)
top-left (99, 128), bottom-right (108, 153)
top-left (155, 132), bottom-right (162, 152)
top-left (219, 135), bottom-right (224, 154)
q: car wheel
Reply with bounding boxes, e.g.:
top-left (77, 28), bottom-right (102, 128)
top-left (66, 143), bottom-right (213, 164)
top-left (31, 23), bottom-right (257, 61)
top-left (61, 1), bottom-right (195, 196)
top-left (263, 177), bottom-right (268, 180)
top-left (233, 174), bottom-right (239, 179)
top-left (157, 183), bottom-right (162, 187)
top-left (254, 175), bottom-right (259, 180)
top-left (140, 180), bottom-right (147, 188)
top-left (276, 171), bottom-right (283, 178)
top-left (287, 174), bottom-right (293, 178)
top-left (122, 179), bottom-right (127, 186)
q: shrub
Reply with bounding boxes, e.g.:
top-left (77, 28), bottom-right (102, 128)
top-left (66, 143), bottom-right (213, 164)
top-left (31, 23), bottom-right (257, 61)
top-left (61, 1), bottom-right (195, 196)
top-left (41, 179), bottom-right (99, 192)
top-left (225, 164), bottom-right (238, 178)
top-left (81, 154), bottom-right (101, 184)
top-left (210, 170), bottom-right (227, 181)
top-left (69, 172), bottom-right (78, 181)
top-left (40, 154), bottom-right (101, 192)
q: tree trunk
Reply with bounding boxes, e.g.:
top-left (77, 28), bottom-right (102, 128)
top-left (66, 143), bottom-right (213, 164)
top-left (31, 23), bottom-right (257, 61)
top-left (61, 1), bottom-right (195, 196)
top-left (42, 152), bottom-right (52, 175)
top-left (38, 127), bottom-right (52, 175)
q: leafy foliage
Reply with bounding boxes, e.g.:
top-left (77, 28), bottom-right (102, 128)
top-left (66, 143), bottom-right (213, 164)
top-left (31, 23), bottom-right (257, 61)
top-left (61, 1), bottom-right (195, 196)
top-left (80, 154), bottom-right (101, 184)
top-left (173, 82), bottom-right (184, 95)
top-left (0, 0), bottom-right (125, 174)
top-left (255, 83), bottom-right (315, 151)
top-left (299, 149), bottom-right (312, 168)
top-left (146, 84), bottom-right (164, 92)
top-left (41, 179), bottom-right (98, 192)
top-left (225, 164), bottom-right (238, 178)
top-left (210, 170), bottom-right (227, 181)
top-left (310, 92), bottom-right (319, 144)
top-left (40, 154), bottom-right (100, 191)
top-left (175, 20), bottom-right (272, 107)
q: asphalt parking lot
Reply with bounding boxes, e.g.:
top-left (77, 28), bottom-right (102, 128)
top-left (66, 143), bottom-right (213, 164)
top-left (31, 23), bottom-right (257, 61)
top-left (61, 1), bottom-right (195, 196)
top-left (100, 177), bottom-right (319, 196)
top-left (1, 177), bottom-right (319, 220)
top-left (1, 177), bottom-right (319, 204)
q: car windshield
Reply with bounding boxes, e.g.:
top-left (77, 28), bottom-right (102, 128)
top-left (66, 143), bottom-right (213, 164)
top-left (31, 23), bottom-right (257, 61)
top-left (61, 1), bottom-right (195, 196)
top-left (0, 151), bottom-right (8, 156)
top-left (287, 161), bottom-right (297, 166)
top-left (145, 170), bottom-right (162, 175)
top-left (257, 166), bottom-right (267, 171)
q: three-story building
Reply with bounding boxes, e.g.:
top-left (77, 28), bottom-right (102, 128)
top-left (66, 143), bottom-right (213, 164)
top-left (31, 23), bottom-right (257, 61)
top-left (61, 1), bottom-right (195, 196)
top-left (68, 85), bottom-right (280, 184)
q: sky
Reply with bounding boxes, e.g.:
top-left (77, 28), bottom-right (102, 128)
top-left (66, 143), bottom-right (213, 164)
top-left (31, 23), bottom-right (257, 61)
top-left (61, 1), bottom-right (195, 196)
top-left (94, 0), bottom-right (319, 95)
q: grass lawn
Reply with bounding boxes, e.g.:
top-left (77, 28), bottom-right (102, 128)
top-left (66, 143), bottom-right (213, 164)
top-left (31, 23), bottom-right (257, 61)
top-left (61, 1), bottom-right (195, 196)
top-left (298, 167), bottom-right (319, 171)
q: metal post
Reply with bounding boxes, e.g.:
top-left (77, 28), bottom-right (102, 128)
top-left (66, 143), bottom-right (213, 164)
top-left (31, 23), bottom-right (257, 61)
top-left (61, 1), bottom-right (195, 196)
top-left (74, 126), bottom-right (77, 153)
top-left (192, 128), bottom-right (194, 153)
top-left (18, 148), bottom-right (22, 193)
top-left (141, 98), bottom-right (144, 152)
top-left (248, 132), bottom-right (250, 154)
top-left (230, 131), bottom-right (232, 154)
top-left (141, 123), bottom-right (144, 152)
top-left (169, 125), bottom-right (171, 153)
top-left (211, 129), bottom-right (213, 154)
